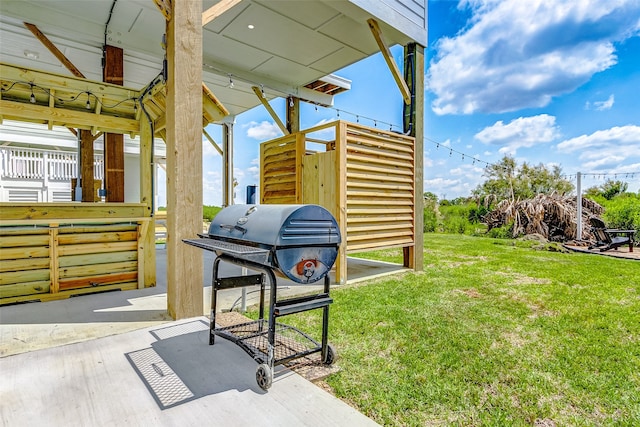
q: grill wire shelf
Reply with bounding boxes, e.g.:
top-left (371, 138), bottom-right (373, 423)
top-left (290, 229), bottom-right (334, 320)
top-left (216, 319), bottom-right (323, 366)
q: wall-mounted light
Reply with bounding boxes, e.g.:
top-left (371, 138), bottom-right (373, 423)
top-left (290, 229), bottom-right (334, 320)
top-left (24, 50), bottom-right (39, 60)
top-left (289, 96), bottom-right (294, 108)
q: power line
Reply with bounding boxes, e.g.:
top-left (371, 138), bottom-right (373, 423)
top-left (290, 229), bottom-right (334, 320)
top-left (563, 172), bottom-right (639, 181)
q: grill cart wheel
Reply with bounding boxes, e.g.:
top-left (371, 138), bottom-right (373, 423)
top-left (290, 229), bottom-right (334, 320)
top-left (256, 363), bottom-right (273, 390)
top-left (323, 344), bottom-right (337, 365)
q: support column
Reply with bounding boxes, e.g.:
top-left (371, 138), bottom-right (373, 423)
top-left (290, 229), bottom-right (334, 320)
top-left (286, 96), bottom-right (300, 134)
top-left (576, 172), bottom-right (582, 240)
top-left (140, 104), bottom-right (156, 288)
top-left (80, 129), bottom-right (94, 202)
top-left (165, 0), bottom-right (203, 319)
top-left (103, 45), bottom-right (125, 202)
top-left (222, 123), bottom-right (234, 206)
top-left (403, 43), bottom-right (424, 272)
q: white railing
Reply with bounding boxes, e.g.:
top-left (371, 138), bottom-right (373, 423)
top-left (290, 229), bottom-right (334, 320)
top-left (0, 147), bottom-right (103, 181)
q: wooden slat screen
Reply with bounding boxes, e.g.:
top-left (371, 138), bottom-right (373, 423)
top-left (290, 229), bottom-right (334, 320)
top-left (343, 123), bottom-right (415, 252)
top-left (260, 133), bottom-right (301, 204)
top-left (260, 120), bottom-right (416, 281)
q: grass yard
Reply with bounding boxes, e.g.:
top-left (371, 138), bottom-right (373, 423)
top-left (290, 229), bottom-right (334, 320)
top-left (278, 234), bottom-right (640, 426)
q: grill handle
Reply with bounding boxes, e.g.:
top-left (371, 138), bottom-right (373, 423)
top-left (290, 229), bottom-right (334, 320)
top-left (219, 224), bottom-right (247, 234)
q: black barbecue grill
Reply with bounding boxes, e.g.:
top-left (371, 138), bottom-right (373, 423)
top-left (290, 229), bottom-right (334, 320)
top-left (184, 204), bottom-right (341, 390)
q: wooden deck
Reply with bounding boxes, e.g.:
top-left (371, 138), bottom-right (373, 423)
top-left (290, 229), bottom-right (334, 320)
top-left (564, 244), bottom-right (640, 261)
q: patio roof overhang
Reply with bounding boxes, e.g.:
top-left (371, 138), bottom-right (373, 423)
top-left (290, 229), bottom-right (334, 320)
top-left (0, 0), bottom-right (426, 118)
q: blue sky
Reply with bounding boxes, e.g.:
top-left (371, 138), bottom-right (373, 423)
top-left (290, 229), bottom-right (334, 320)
top-left (166, 0), bottom-right (640, 207)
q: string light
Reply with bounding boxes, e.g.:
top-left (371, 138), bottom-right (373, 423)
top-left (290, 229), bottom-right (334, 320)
top-left (563, 171), bottom-right (639, 180)
top-left (1, 80), bottom-right (140, 111)
top-left (227, 74), bottom-right (234, 89)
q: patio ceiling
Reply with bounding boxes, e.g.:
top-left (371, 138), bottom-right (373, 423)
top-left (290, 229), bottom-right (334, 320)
top-left (0, 0), bottom-right (425, 119)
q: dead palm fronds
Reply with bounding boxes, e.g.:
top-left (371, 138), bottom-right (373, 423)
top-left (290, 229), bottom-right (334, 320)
top-left (484, 194), bottom-right (604, 241)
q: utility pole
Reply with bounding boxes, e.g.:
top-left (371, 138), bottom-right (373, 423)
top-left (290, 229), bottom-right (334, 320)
top-left (576, 172), bottom-right (582, 240)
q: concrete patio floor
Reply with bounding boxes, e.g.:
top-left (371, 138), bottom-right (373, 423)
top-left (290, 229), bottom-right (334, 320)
top-left (0, 246), bottom-right (406, 426)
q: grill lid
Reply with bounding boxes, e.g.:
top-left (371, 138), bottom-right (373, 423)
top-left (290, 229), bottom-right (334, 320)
top-left (208, 204), bottom-right (340, 248)
top-left (201, 204), bottom-right (340, 283)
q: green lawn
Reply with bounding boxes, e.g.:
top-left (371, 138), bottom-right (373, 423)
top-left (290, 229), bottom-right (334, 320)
top-left (281, 234), bottom-right (640, 426)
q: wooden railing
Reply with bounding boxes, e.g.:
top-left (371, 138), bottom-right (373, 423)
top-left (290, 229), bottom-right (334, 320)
top-left (0, 203), bottom-right (154, 304)
top-left (0, 146), bottom-right (103, 181)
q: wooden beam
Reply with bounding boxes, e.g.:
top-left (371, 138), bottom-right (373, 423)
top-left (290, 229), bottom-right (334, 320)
top-left (0, 99), bottom-right (139, 134)
top-left (91, 132), bottom-right (104, 142)
top-left (103, 45), bottom-right (124, 85)
top-left (0, 63), bottom-right (139, 120)
top-left (23, 22), bottom-right (85, 78)
top-left (251, 86), bottom-right (289, 135)
top-left (367, 18), bottom-right (411, 105)
top-left (153, 0), bottom-right (172, 21)
top-left (203, 128), bottom-right (223, 156)
top-left (165, 0), bottom-right (204, 319)
top-left (202, 0), bottom-right (241, 26)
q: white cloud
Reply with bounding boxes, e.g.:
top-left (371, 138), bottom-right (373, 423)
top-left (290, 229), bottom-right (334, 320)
top-left (424, 177), bottom-right (475, 200)
top-left (474, 114), bottom-right (560, 155)
top-left (427, 0), bottom-right (640, 115)
top-left (202, 170), bottom-right (222, 206)
top-left (557, 125), bottom-right (640, 170)
top-left (245, 121), bottom-right (282, 140)
top-left (594, 94), bottom-right (615, 111)
top-left (202, 139), bottom-right (221, 157)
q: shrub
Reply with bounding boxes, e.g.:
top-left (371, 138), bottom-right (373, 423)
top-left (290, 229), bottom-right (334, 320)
top-left (203, 205), bottom-right (223, 221)
top-left (600, 194), bottom-right (640, 242)
top-left (487, 223), bottom-right (513, 239)
top-left (423, 207), bottom-right (438, 232)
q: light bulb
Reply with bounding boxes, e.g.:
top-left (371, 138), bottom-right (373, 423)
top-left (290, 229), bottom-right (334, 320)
top-left (289, 97), bottom-right (294, 107)
top-left (86, 93), bottom-right (91, 110)
top-left (30, 92), bottom-right (36, 103)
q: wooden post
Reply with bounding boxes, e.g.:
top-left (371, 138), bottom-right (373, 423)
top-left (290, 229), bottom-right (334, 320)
top-left (140, 109), bottom-right (156, 288)
top-left (165, 0), bottom-right (204, 319)
top-left (335, 121), bottom-right (348, 284)
top-left (403, 43), bottom-right (424, 272)
top-left (286, 96), bottom-right (300, 134)
top-left (103, 45), bottom-right (125, 202)
top-left (80, 129), bottom-right (94, 202)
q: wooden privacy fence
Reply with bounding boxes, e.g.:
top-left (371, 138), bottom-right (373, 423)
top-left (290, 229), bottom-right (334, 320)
top-left (260, 120), bottom-right (416, 283)
top-left (0, 203), bottom-right (154, 304)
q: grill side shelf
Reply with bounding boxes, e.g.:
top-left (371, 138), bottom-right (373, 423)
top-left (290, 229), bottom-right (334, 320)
top-left (183, 238), bottom-right (271, 265)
